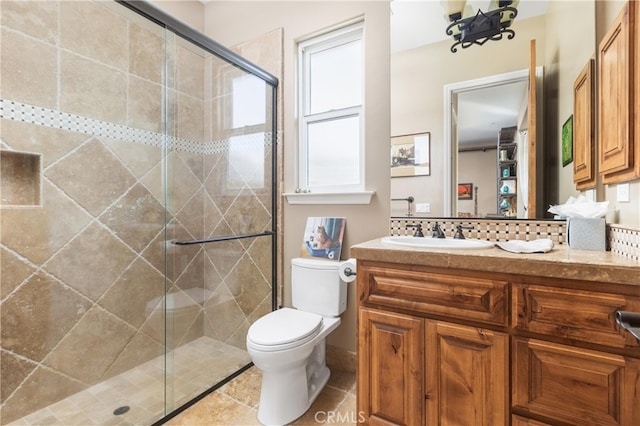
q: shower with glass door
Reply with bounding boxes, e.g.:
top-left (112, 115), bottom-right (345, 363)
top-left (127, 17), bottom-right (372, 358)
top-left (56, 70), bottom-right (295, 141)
top-left (0, 1), bottom-right (278, 424)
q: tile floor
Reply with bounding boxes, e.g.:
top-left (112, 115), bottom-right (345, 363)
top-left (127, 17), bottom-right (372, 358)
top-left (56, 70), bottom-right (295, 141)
top-left (165, 366), bottom-right (357, 426)
top-left (7, 337), bottom-right (250, 426)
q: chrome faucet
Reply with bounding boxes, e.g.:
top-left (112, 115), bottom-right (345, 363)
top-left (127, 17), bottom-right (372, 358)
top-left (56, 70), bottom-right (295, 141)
top-left (432, 222), bottom-right (445, 238)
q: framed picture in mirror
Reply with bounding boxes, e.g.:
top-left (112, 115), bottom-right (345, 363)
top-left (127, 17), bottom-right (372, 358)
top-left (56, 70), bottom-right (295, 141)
top-left (458, 183), bottom-right (473, 200)
top-left (562, 115), bottom-right (573, 167)
top-left (390, 132), bottom-right (430, 177)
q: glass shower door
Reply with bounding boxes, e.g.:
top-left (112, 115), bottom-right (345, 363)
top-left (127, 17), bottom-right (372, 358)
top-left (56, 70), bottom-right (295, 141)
top-left (162, 28), bottom-right (276, 413)
top-left (1, 1), bottom-right (277, 424)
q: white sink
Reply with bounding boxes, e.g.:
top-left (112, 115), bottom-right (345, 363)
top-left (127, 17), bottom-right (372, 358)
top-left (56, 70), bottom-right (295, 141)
top-left (381, 236), bottom-right (494, 250)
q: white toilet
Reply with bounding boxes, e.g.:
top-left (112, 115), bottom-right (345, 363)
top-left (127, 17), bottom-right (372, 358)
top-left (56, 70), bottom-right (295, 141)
top-left (144, 288), bottom-right (213, 346)
top-left (246, 257), bottom-right (351, 425)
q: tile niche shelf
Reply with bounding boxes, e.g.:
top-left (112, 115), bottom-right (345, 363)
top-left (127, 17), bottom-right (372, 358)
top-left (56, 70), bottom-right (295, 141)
top-left (1, 150), bottom-right (42, 207)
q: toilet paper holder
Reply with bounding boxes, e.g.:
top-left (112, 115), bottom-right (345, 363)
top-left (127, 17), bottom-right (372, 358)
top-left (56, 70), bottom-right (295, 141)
top-left (338, 259), bottom-right (357, 283)
top-left (342, 267), bottom-right (356, 277)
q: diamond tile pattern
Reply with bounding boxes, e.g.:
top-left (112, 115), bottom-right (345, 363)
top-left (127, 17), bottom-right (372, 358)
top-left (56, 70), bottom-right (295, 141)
top-left (0, 2), bottom-right (276, 423)
top-left (45, 138), bottom-right (137, 216)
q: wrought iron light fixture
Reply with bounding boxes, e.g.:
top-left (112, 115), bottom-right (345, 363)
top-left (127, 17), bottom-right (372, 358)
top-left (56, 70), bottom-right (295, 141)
top-left (444, 0), bottom-right (519, 53)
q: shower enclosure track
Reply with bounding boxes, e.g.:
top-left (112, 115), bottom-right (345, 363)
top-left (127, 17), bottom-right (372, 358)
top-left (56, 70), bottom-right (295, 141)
top-left (173, 231), bottom-right (275, 246)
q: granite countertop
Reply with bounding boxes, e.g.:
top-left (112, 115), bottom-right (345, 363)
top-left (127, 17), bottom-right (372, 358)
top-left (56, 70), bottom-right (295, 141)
top-left (351, 238), bottom-right (640, 287)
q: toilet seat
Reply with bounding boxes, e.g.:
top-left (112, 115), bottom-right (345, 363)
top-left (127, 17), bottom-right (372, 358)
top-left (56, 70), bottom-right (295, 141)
top-left (247, 308), bottom-right (323, 352)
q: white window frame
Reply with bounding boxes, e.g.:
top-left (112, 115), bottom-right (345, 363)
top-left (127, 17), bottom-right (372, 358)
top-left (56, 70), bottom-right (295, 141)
top-left (296, 21), bottom-right (365, 194)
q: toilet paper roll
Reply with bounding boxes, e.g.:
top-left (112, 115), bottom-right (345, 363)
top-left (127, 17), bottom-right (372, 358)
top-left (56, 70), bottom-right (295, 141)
top-left (338, 258), bottom-right (357, 283)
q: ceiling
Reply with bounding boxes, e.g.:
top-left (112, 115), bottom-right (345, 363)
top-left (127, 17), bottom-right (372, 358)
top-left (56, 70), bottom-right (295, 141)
top-left (391, 0), bottom-right (547, 146)
top-left (456, 79), bottom-right (529, 146)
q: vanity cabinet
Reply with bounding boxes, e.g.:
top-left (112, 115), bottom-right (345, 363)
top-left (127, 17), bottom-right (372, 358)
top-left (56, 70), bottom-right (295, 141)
top-left (357, 262), bottom-right (509, 425)
top-left (598, 0), bottom-right (640, 183)
top-left (356, 259), bottom-right (640, 426)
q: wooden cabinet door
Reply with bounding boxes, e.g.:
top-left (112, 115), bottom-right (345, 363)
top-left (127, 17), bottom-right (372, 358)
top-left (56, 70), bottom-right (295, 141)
top-left (513, 338), bottom-right (640, 425)
top-left (573, 58), bottom-right (595, 188)
top-left (425, 320), bottom-right (508, 426)
top-left (358, 308), bottom-right (424, 425)
top-left (598, 1), bottom-right (637, 182)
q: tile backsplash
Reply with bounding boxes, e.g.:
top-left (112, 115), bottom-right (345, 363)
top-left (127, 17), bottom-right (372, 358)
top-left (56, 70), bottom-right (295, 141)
top-left (390, 218), bottom-right (566, 243)
top-left (609, 224), bottom-right (640, 262)
top-left (390, 218), bottom-right (640, 262)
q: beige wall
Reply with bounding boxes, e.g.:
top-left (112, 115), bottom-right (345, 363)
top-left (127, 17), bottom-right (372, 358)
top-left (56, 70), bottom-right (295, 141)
top-left (150, 0), bottom-right (205, 32)
top-left (545, 0), bottom-right (596, 206)
top-left (204, 1), bottom-right (390, 352)
top-left (458, 148), bottom-right (498, 216)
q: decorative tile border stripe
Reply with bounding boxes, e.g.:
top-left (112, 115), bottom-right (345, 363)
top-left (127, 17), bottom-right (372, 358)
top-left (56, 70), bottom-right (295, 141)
top-left (390, 218), bottom-right (567, 244)
top-left (609, 225), bottom-right (640, 262)
top-left (0, 99), bottom-right (277, 155)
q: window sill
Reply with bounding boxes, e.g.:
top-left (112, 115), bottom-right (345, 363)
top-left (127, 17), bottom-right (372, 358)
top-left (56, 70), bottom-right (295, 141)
top-left (283, 191), bottom-right (375, 205)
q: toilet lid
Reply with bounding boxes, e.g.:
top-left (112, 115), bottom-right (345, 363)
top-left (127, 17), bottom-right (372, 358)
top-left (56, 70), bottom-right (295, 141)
top-left (247, 308), bottom-right (323, 346)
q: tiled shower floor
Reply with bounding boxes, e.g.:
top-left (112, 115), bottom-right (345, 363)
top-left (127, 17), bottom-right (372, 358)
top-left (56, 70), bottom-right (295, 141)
top-left (8, 337), bottom-right (250, 426)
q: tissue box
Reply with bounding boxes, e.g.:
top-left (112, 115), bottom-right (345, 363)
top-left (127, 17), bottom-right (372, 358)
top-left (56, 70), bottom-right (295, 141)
top-left (567, 217), bottom-right (606, 251)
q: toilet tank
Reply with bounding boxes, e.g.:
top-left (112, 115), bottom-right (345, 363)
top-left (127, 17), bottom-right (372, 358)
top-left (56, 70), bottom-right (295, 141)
top-left (291, 257), bottom-right (347, 317)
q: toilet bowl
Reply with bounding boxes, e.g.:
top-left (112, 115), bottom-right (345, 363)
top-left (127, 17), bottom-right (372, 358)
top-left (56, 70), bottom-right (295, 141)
top-left (246, 257), bottom-right (352, 426)
top-left (144, 288), bottom-right (212, 346)
top-left (247, 308), bottom-right (340, 425)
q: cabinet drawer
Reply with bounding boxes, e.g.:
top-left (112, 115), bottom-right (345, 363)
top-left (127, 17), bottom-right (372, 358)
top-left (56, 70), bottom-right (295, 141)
top-left (360, 265), bottom-right (507, 325)
top-left (513, 338), bottom-right (640, 425)
top-left (513, 284), bottom-right (640, 349)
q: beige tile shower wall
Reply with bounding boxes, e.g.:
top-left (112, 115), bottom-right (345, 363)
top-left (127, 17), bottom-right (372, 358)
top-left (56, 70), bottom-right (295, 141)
top-left (0, 122), bottom-right (168, 424)
top-left (2, 1), bottom-right (279, 422)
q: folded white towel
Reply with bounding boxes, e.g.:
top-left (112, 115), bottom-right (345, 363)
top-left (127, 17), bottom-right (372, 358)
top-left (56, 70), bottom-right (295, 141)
top-left (495, 239), bottom-right (554, 254)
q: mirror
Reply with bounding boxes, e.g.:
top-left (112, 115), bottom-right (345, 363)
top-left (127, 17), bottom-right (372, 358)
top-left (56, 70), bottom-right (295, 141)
top-left (444, 66), bottom-right (543, 218)
top-left (390, 1), bottom-right (597, 219)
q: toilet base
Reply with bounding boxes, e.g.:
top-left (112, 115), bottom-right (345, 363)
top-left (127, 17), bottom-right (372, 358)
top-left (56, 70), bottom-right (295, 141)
top-left (256, 340), bottom-right (330, 425)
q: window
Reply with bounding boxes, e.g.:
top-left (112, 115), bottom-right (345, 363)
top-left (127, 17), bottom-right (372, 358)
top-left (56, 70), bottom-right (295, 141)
top-left (297, 22), bottom-right (364, 193)
top-left (225, 72), bottom-right (268, 189)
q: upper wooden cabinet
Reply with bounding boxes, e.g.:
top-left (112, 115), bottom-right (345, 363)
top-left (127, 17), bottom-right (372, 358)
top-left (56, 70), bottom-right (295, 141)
top-left (573, 58), bottom-right (595, 188)
top-left (598, 1), bottom-right (640, 183)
